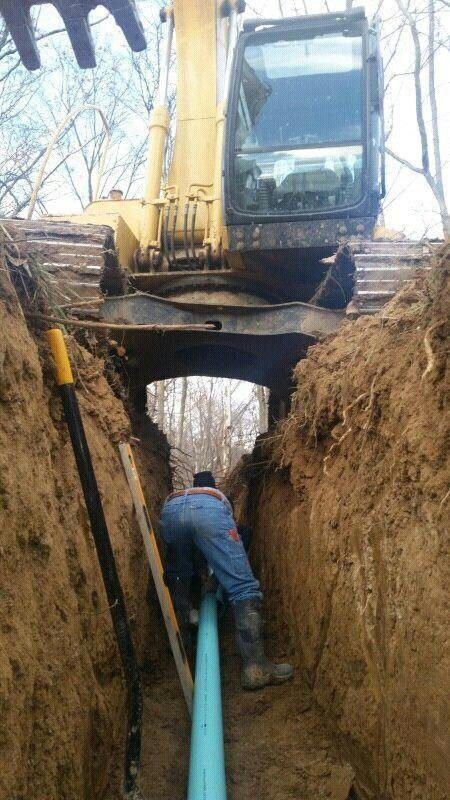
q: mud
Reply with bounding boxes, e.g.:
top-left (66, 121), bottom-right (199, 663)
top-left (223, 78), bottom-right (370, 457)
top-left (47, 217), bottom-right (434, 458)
top-left (229, 249), bottom-right (449, 799)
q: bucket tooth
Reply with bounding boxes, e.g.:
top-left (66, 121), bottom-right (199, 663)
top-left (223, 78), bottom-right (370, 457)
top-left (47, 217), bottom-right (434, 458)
top-left (0, 0), bottom-right (147, 70)
top-left (0, 2), bottom-right (41, 70)
top-left (102, 0), bottom-right (147, 52)
top-left (55, 4), bottom-right (96, 68)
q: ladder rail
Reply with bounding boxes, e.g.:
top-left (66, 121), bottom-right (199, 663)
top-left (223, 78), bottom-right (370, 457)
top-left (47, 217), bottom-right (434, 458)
top-left (119, 441), bottom-right (194, 714)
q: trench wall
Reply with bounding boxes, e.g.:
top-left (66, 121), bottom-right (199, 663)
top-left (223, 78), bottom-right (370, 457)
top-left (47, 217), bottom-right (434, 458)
top-left (230, 254), bottom-right (449, 800)
top-left (0, 271), bottom-right (171, 800)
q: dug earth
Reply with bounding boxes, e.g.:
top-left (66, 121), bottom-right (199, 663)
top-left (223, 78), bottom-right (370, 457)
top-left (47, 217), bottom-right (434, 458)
top-left (229, 248), bottom-right (449, 799)
top-left (0, 267), bottom-right (171, 799)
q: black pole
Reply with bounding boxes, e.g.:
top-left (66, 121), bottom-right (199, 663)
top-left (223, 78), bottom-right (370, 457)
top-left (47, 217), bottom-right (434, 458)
top-left (47, 327), bottom-right (143, 798)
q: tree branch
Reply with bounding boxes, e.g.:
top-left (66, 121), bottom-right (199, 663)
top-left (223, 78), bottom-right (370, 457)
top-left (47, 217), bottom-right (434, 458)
top-left (385, 147), bottom-right (423, 174)
top-left (395, 0), bottom-right (430, 174)
top-left (0, 15), bottom-right (109, 62)
top-left (428, 0), bottom-right (448, 221)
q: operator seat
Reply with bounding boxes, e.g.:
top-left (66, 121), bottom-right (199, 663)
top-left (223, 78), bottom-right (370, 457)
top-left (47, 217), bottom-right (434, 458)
top-left (274, 168), bottom-right (341, 209)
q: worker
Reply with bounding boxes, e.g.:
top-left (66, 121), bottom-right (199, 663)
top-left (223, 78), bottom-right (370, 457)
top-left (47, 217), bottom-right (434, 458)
top-left (160, 470), bottom-right (293, 690)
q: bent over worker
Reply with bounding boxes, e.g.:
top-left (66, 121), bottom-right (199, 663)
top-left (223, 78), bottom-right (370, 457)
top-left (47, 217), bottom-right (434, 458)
top-left (159, 470), bottom-right (293, 690)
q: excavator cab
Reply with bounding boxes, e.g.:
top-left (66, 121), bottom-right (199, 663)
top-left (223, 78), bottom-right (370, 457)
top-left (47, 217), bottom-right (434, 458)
top-left (225, 9), bottom-right (385, 253)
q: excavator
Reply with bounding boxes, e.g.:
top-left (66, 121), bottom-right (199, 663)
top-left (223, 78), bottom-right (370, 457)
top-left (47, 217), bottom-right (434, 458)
top-left (0, 5), bottom-right (437, 798)
top-left (1, 0), bottom-right (431, 417)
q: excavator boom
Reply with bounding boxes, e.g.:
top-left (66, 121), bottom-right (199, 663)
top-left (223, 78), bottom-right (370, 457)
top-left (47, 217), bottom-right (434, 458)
top-left (0, 0), bottom-right (146, 69)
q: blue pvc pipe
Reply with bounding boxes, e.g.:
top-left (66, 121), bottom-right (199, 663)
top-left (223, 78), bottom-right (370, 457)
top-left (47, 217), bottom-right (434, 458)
top-left (187, 593), bottom-right (227, 800)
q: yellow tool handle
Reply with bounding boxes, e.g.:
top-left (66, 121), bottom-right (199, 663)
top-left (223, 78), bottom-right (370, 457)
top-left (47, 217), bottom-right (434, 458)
top-left (46, 328), bottom-right (74, 386)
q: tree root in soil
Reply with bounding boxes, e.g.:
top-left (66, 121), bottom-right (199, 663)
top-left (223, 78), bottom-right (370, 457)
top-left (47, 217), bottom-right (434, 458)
top-left (421, 319), bottom-right (445, 381)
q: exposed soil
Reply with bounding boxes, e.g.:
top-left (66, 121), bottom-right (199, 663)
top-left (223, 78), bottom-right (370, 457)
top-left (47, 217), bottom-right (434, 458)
top-left (0, 254), bottom-right (365, 800)
top-left (138, 629), bottom-right (357, 800)
top-left (0, 265), bottom-right (170, 800)
top-left (228, 247), bottom-right (449, 799)
top-left (0, 241), bottom-right (448, 800)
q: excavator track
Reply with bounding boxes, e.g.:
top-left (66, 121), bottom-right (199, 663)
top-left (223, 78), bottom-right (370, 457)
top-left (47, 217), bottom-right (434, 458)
top-left (1, 218), bottom-right (118, 302)
top-left (347, 239), bottom-right (437, 315)
top-left (3, 219), bottom-right (437, 317)
top-left (2, 217), bottom-right (439, 394)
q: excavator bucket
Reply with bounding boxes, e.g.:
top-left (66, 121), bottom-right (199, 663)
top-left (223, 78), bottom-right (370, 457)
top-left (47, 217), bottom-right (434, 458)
top-left (0, 0), bottom-right (147, 70)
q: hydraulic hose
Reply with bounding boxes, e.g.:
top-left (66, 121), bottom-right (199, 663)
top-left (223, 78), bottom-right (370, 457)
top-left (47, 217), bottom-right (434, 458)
top-left (183, 202), bottom-right (193, 266)
top-left (170, 202), bottom-right (178, 266)
top-left (190, 201), bottom-right (198, 265)
top-left (187, 593), bottom-right (227, 800)
top-left (163, 204), bottom-right (170, 267)
top-left (46, 328), bottom-right (144, 799)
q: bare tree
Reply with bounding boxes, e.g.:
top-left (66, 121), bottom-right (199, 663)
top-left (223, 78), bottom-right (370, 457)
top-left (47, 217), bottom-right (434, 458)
top-left (0, 19), bottom-right (48, 215)
top-left (0, 12), bottom-right (116, 216)
top-left (0, 10), bottom-right (167, 217)
top-left (177, 377), bottom-right (188, 450)
top-left (156, 380), bottom-right (166, 433)
top-left (222, 380), bottom-right (233, 472)
top-left (386, 0), bottom-right (449, 236)
top-left (148, 377), bottom-right (265, 487)
top-left (255, 385), bottom-right (269, 434)
top-left (35, 14), bottom-right (167, 211)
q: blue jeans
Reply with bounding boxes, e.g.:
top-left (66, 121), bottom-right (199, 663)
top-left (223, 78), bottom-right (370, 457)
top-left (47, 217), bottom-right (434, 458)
top-left (159, 493), bottom-right (262, 604)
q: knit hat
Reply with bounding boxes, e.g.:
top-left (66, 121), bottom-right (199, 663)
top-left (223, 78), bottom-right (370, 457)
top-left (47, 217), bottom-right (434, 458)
top-left (193, 471), bottom-right (216, 488)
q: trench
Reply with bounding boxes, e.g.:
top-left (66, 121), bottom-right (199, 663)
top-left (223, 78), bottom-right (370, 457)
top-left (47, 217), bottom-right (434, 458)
top-left (118, 248), bottom-right (447, 800)
top-left (117, 610), bottom-right (359, 800)
top-left (0, 275), bottom-right (358, 800)
top-left (103, 403), bottom-right (362, 800)
top-left (0, 245), bottom-right (447, 800)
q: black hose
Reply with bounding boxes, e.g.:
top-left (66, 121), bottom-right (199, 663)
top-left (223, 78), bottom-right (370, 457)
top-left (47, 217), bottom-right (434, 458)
top-left (171, 203), bottom-right (178, 267)
top-left (163, 204), bottom-right (170, 268)
top-left (183, 201), bottom-right (192, 266)
top-left (191, 201), bottom-right (197, 266)
top-left (59, 384), bottom-right (143, 797)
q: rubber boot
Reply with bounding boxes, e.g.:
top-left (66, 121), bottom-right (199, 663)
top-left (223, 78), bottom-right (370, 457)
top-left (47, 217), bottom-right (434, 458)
top-left (233, 598), bottom-right (293, 690)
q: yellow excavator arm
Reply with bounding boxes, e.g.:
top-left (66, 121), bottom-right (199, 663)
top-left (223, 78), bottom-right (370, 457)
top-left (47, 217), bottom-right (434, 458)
top-left (74, 0), bottom-right (241, 272)
top-left (139, 0), bottom-right (242, 268)
top-left (22, 0), bottom-right (240, 273)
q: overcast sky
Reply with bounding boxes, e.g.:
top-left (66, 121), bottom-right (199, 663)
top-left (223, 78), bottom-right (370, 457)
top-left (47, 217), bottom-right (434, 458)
top-left (24, 0), bottom-right (450, 237)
